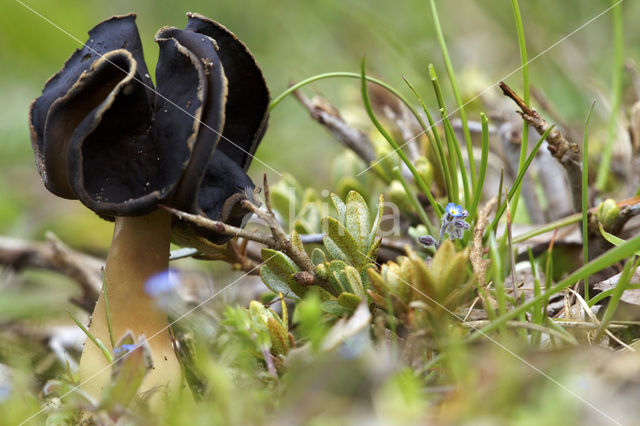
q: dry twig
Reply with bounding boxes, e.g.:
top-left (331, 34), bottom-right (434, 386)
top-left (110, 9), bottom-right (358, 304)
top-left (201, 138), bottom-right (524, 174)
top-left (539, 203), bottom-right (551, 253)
top-left (0, 233), bottom-right (102, 310)
top-left (499, 81), bottom-right (582, 213)
top-left (292, 88), bottom-right (377, 165)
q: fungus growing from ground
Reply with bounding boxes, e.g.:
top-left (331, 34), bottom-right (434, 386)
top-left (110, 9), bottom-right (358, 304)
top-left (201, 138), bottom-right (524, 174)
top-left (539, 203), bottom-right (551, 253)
top-left (28, 13), bottom-right (269, 401)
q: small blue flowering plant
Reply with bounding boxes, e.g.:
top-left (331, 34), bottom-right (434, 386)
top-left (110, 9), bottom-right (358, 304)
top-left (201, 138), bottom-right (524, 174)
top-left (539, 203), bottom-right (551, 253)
top-left (418, 203), bottom-right (471, 248)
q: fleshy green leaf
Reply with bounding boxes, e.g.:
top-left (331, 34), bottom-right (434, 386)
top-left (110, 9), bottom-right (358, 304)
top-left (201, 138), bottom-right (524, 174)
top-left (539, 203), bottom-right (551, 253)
top-left (260, 248), bottom-right (301, 300)
top-left (330, 193), bottom-right (347, 224)
top-left (345, 191), bottom-right (370, 251)
top-left (366, 237), bottom-right (382, 261)
top-left (260, 266), bottom-right (299, 300)
top-left (311, 247), bottom-right (327, 265)
top-left (367, 194), bottom-right (385, 249)
top-left (291, 230), bottom-right (305, 254)
top-left (337, 177), bottom-right (368, 203)
top-left (322, 217), bottom-right (369, 269)
top-left (321, 300), bottom-right (353, 317)
top-left (323, 235), bottom-right (350, 263)
top-left (344, 265), bottom-right (366, 300)
top-left (337, 292), bottom-right (362, 310)
top-left (333, 269), bottom-right (353, 294)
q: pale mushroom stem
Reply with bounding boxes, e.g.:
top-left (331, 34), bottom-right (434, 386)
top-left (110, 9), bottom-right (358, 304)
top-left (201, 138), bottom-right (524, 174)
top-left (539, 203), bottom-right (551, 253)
top-left (78, 209), bottom-right (184, 402)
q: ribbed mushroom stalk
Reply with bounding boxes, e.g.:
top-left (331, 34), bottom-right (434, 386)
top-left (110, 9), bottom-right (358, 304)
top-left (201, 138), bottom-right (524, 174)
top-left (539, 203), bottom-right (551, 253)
top-left (28, 13), bottom-right (269, 401)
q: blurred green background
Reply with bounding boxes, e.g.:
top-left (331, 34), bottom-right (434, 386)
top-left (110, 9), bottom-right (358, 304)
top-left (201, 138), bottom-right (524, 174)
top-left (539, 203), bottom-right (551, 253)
top-left (1, 0), bottom-right (638, 252)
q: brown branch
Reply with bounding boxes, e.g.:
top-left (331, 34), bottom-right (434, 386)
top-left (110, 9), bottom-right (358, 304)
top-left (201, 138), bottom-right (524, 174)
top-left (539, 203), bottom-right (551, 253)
top-left (0, 233), bottom-right (102, 310)
top-left (499, 81), bottom-right (582, 213)
top-left (162, 205), bottom-right (277, 247)
top-left (263, 173), bottom-right (274, 216)
top-left (609, 202), bottom-right (640, 235)
top-left (241, 200), bottom-right (315, 272)
top-left (292, 87), bottom-right (377, 165)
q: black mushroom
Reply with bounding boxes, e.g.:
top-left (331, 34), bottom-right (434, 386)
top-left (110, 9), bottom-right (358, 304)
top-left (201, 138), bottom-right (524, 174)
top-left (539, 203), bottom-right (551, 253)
top-left (28, 12), bottom-right (269, 401)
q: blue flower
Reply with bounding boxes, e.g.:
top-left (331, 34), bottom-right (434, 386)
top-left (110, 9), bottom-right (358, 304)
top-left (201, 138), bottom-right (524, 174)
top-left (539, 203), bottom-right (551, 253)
top-left (144, 269), bottom-right (180, 310)
top-left (113, 343), bottom-right (138, 356)
top-left (445, 203), bottom-right (466, 219)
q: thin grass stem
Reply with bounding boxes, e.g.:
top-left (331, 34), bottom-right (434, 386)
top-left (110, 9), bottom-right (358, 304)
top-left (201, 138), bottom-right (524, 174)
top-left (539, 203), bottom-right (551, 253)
top-left (392, 166), bottom-right (435, 234)
top-left (429, 0), bottom-right (476, 186)
top-left (596, 0), bottom-right (624, 190)
top-left (468, 231), bottom-right (640, 341)
top-left (360, 59), bottom-right (443, 215)
top-left (68, 311), bottom-right (113, 363)
top-left (582, 101), bottom-right (596, 301)
top-left (508, 0), bottom-right (530, 221)
top-left (402, 77), bottom-right (453, 199)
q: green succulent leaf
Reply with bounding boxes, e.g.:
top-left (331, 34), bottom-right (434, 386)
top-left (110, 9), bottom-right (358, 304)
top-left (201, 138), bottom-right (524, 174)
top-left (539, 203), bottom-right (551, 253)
top-left (311, 247), bottom-right (327, 265)
top-left (270, 174), bottom-right (303, 221)
top-left (323, 235), bottom-right (351, 263)
top-left (367, 194), bottom-right (385, 249)
top-left (322, 217), bottom-right (370, 269)
top-left (294, 221), bottom-right (315, 235)
top-left (367, 268), bottom-right (389, 298)
top-left (331, 193), bottom-right (347, 224)
top-left (345, 191), bottom-right (370, 251)
top-left (262, 248), bottom-right (300, 277)
top-left (291, 230), bottom-right (305, 254)
top-left (337, 177), bottom-right (368, 202)
top-left (344, 265), bottom-right (367, 300)
top-left (333, 269), bottom-right (353, 294)
top-left (321, 300), bottom-right (354, 317)
top-left (337, 292), bottom-right (362, 310)
top-left (267, 316), bottom-right (290, 356)
top-left (260, 248), bottom-right (301, 300)
top-left (367, 237), bottom-right (382, 261)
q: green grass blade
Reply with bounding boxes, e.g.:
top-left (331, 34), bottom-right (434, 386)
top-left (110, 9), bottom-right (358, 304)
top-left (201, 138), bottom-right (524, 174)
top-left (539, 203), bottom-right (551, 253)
top-left (598, 222), bottom-right (640, 256)
top-left (392, 166), bottom-right (435, 234)
top-left (402, 76), bottom-right (453, 199)
top-left (594, 257), bottom-right (637, 341)
top-left (429, 64), bottom-right (473, 208)
top-left (528, 247), bottom-right (542, 345)
top-left (68, 311), bottom-right (113, 363)
top-left (508, 0), bottom-right (530, 221)
top-left (489, 234), bottom-right (506, 319)
top-left (101, 267), bottom-right (115, 349)
top-left (512, 212), bottom-right (582, 243)
top-left (485, 125), bottom-right (554, 236)
top-left (596, 0), bottom-right (624, 190)
top-left (468, 232), bottom-right (640, 341)
top-left (360, 59), bottom-right (443, 215)
top-left (429, 65), bottom-right (459, 204)
top-left (588, 284), bottom-right (640, 307)
top-left (582, 102), bottom-right (596, 301)
top-left (269, 72), bottom-right (431, 138)
top-left (275, 72), bottom-right (445, 192)
top-left (443, 110), bottom-right (471, 209)
top-left (429, 0), bottom-right (475, 185)
top-left (469, 113), bottom-right (490, 221)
